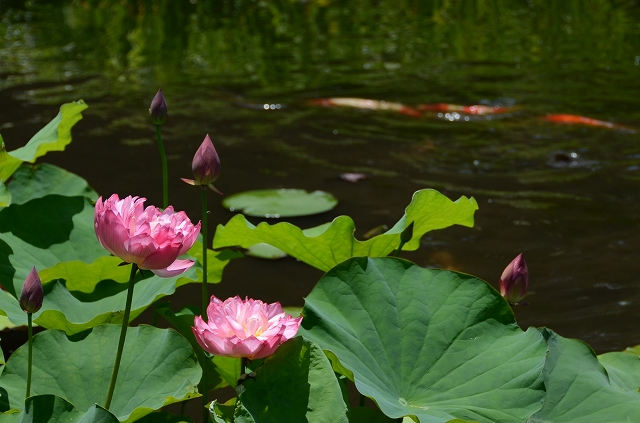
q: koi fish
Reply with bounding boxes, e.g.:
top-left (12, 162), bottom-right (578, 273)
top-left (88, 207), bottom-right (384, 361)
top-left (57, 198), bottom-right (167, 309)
top-left (310, 98), bottom-right (422, 117)
top-left (418, 103), bottom-right (512, 115)
top-left (544, 114), bottom-right (635, 132)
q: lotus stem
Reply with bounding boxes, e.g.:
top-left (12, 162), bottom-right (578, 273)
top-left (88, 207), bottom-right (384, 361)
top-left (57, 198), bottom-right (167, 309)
top-left (26, 312), bottom-right (33, 398)
top-left (201, 186), bottom-right (209, 423)
top-left (155, 124), bottom-right (169, 208)
top-left (104, 263), bottom-right (138, 410)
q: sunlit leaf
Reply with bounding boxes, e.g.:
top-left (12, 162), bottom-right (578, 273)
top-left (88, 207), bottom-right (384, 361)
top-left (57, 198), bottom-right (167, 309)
top-left (8, 101), bottom-right (87, 163)
top-left (1, 325), bottom-right (201, 423)
top-left (299, 257), bottom-right (547, 423)
top-left (0, 182), bottom-right (10, 208)
top-left (527, 329), bottom-right (640, 422)
top-left (222, 189), bottom-right (338, 218)
top-left (245, 243), bottom-right (287, 260)
top-left (0, 137), bottom-right (23, 183)
top-left (0, 260), bottom-right (195, 334)
top-left (214, 189), bottom-right (478, 271)
top-left (234, 337), bottom-right (348, 423)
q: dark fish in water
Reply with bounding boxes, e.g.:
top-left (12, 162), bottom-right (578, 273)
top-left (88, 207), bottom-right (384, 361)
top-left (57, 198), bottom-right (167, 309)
top-left (310, 98), bottom-right (422, 117)
top-left (544, 114), bottom-right (636, 132)
top-left (418, 103), bottom-right (513, 115)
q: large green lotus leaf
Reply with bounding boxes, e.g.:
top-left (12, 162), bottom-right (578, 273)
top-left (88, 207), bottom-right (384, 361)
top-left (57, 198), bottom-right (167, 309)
top-left (214, 189), bottom-right (478, 271)
top-left (8, 101), bottom-right (87, 164)
top-left (155, 302), bottom-right (237, 390)
top-left (0, 194), bottom-right (107, 297)
top-left (598, 350), bottom-right (640, 394)
top-left (0, 325), bottom-right (201, 423)
top-left (222, 189), bottom-right (338, 218)
top-left (299, 257), bottom-right (547, 423)
top-left (2, 395), bottom-right (120, 423)
top-left (234, 337), bottom-right (348, 423)
top-left (528, 329), bottom-right (640, 422)
top-left (7, 164), bottom-right (97, 205)
top-left (0, 260), bottom-right (196, 334)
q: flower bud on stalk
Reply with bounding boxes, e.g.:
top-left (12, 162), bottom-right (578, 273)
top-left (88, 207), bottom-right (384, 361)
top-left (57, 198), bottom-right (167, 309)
top-left (181, 134), bottom-right (222, 194)
top-left (149, 89), bottom-right (168, 125)
top-left (499, 253), bottom-right (529, 304)
top-left (20, 267), bottom-right (43, 314)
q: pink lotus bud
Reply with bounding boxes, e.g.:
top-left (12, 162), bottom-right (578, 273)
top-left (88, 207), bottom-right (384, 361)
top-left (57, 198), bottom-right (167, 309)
top-left (94, 194), bottom-right (201, 277)
top-left (499, 253), bottom-right (529, 303)
top-left (20, 267), bottom-right (43, 313)
top-left (181, 134), bottom-right (222, 194)
top-left (192, 296), bottom-right (302, 360)
top-left (149, 89), bottom-right (168, 125)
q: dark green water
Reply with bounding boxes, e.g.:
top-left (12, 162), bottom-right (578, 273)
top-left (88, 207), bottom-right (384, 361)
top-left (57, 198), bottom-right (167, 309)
top-left (1, 0), bottom-right (640, 355)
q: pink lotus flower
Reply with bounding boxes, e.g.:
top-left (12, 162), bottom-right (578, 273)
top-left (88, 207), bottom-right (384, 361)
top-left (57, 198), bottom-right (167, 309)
top-left (181, 134), bottom-right (222, 194)
top-left (192, 296), bottom-right (302, 359)
top-left (94, 194), bottom-right (201, 277)
top-left (500, 253), bottom-right (529, 303)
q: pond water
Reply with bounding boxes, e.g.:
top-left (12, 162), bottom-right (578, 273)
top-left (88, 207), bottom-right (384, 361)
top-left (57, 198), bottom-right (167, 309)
top-left (1, 0), bottom-right (640, 354)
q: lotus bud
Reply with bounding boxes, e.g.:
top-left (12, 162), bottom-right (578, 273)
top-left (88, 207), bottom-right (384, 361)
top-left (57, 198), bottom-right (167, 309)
top-left (181, 134), bottom-right (222, 194)
top-left (400, 221), bottom-right (414, 244)
top-left (20, 267), bottom-right (43, 313)
top-left (149, 89), bottom-right (168, 125)
top-left (499, 253), bottom-right (529, 304)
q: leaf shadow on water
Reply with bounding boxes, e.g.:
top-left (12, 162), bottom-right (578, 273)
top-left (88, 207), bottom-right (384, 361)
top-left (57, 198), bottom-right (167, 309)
top-left (0, 195), bottom-right (84, 249)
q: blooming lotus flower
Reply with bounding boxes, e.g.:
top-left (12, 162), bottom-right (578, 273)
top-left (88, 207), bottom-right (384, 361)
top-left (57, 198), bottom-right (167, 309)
top-left (192, 296), bottom-right (302, 360)
top-left (20, 267), bottom-right (43, 313)
top-left (149, 89), bottom-right (168, 125)
top-left (94, 194), bottom-right (200, 277)
top-left (181, 134), bottom-right (222, 194)
top-left (500, 253), bottom-right (529, 303)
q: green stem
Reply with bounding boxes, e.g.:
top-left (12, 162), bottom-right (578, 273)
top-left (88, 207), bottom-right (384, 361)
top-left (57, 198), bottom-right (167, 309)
top-left (241, 357), bottom-right (248, 376)
top-left (155, 124), bottom-right (169, 208)
top-left (201, 186), bottom-right (209, 423)
top-left (201, 187), bottom-right (209, 320)
top-left (104, 264), bottom-right (138, 410)
top-left (394, 240), bottom-right (406, 257)
top-left (26, 312), bottom-right (33, 398)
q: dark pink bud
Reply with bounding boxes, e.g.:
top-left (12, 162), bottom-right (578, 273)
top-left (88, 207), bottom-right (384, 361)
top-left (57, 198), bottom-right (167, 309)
top-left (499, 253), bottom-right (529, 304)
top-left (182, 134), bottom-right (222, 194)
top-left (20, 267), bottom-right (43, 313)
top-left (149, 89), bottom-right (168, 125)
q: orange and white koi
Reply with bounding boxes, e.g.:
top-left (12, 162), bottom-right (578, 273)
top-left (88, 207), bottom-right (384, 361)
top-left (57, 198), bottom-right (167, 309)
top-left (544, 114), bottom-right (635, 132)
top-left (418, 103), bottom-right (512, 115)
top-left (310, 98), bottom-right (422, 117)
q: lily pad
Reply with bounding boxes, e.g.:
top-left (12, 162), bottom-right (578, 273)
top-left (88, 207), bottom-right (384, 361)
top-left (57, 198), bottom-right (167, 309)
top-left (214, 189), bottom-right (478, 271)
top-left (0, 325), bottom-right (201, 423)
top-left (245, 243), bottom-right (287, 260)
top-left (234, 337), bottom-right (348, 423)
top-left (299, 257), bottom-right (547, 423)
top-left (528, 329), bottom-right (640, 422)
top-left (222, 189), bottom-right (337, 218)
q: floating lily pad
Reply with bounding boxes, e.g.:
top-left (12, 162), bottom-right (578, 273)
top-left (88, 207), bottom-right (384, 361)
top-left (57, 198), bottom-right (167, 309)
top-left (245, 243), bottom-right (287, 260)
top-left (222, 189), bottom-right (337, 218)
